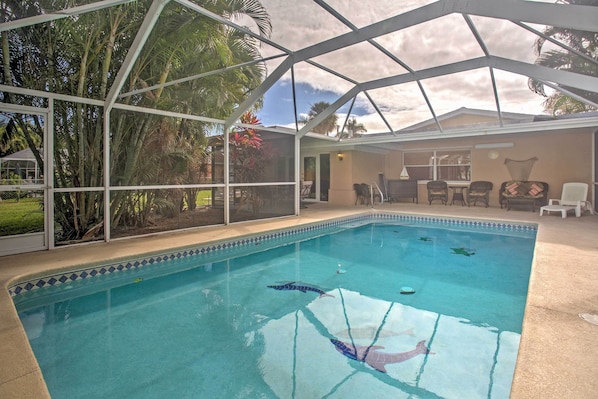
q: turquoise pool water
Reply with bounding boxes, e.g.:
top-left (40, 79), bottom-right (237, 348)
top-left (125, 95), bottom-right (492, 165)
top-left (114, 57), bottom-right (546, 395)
top-left (15, 217), bottom-right (535, 399)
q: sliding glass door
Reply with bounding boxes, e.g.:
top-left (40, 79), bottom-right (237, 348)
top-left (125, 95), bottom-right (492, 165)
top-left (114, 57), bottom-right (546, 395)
top-left (302, 153), bottom-right (329, 202)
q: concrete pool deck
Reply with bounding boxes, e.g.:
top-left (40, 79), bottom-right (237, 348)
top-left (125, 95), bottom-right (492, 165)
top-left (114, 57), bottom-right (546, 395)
top-left (1, 202), bottom-right (597, 398)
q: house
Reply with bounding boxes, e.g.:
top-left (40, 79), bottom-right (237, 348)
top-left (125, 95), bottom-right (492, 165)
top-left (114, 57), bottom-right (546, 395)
top-left (299, 108), bottom-right (597, 207)
top-left (0, 148), bottom-right (43, 183)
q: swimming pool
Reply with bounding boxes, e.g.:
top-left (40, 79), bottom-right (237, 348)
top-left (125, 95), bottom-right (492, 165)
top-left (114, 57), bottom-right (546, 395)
top-left (13, 214), bottom-right (536, 399)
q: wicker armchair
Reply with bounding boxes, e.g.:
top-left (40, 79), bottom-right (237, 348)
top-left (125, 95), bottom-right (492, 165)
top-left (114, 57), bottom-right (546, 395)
top-left (427, 180), bottom-right (448, 205)
top-left (467, 181), bottom-right (493, 207)
top-left (353, 183), bottom-right (371, 205)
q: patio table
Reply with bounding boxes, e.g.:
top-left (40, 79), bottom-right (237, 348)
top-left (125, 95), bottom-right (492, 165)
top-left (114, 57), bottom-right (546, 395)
top-left (449, 184), bottom-right (468, 206)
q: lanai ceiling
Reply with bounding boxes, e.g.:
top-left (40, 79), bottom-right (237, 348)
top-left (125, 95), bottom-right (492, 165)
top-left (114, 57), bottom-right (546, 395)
top-left (2, 0), bottom-right (598, 145)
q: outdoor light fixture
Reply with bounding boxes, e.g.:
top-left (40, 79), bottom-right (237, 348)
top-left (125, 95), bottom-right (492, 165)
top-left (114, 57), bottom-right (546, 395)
top-left (488, 150), bottom-right (500, 160)
top-left (337, 152), bottom-right (344, 161)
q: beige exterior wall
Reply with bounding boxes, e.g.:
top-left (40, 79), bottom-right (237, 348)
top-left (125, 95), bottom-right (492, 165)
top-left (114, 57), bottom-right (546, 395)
top-left (324, 127), bottom-right (595, 208)
top-left (329, 150), bottom-right (385, 205)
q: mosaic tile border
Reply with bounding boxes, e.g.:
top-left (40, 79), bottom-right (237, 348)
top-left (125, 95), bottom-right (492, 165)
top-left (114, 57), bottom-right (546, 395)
top-left (9, 212), bottom-right (536, 298)
top-left (375, 212), bottom-right (538, 231)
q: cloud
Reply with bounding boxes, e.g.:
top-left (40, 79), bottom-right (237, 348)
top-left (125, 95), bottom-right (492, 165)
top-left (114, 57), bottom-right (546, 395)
top-left (241, 0), bottom-right (551, 132)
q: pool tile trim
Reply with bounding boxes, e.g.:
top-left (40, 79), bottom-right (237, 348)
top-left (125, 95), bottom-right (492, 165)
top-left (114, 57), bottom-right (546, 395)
top-left (8, 212), bottom-right (536, 298)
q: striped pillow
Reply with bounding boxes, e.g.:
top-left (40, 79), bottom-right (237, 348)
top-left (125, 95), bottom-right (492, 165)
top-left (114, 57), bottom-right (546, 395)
top-left (505, 182), bottom-right (519, 195)
top-left (528, 183), bottom-right (544, 196)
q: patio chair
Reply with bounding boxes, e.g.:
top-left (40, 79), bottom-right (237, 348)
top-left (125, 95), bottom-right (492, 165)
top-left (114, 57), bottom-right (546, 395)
top-left (300, 181), bottom-right (313, 200)
top-left (361, 183), bottom-right (373, 205)
top-left (540, 182), bottom-right (593, 218)
top-left (467, 181), bottom-right (493, 208)
top-left (353, 183), bottom-right (372, 205)
top-left (427, 180), bottom-right (448, 205)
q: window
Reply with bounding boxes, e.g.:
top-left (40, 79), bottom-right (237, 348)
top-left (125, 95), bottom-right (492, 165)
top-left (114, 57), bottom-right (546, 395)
top-left (403, 150), bottom-right (471, 181)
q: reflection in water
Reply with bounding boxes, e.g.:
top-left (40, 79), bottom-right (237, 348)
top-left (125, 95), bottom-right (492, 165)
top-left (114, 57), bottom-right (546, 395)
top-left (17, 222), bottom-right (530, 399)
top-left (259, 288), bottom-right (518, 399)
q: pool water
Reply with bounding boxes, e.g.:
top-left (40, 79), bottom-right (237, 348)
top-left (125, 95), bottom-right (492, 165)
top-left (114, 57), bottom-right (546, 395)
top-left (16, 220), bottom-right (535, 399)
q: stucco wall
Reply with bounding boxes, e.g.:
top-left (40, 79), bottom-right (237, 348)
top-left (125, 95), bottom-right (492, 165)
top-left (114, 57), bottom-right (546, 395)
top-left (326, 128), bottom-right (595, 208)
top-left (329, 150), bottom-right (385, 206)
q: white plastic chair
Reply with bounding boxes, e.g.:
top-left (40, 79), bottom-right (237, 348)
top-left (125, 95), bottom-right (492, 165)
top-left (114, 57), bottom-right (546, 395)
top-left (540, 182), bottom-right (592, 218)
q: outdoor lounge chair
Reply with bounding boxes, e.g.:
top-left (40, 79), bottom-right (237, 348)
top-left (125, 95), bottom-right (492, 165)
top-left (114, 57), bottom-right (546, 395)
top-left (540, 182), bottom-right (592, 218)
top-left (467, 181), bottom-right (493, 208)
top-left (427, 180), bottom-right (448, 205)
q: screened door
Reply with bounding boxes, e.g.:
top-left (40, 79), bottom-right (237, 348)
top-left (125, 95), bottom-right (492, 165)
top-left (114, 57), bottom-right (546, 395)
top-left (0, 111), bottom-right (47, 255)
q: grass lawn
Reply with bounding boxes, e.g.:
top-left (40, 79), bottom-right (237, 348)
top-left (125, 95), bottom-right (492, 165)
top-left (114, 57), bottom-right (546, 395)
top-left (0, 197), bottom-right (44, 236)
top-left (0, 190), bottom-right (213, 237)
top-left (195, 189), bottom-right (212, 205)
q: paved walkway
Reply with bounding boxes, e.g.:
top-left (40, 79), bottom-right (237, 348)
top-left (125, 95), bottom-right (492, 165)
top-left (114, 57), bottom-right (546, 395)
top-left (1, 202), bottom-right (597, 398)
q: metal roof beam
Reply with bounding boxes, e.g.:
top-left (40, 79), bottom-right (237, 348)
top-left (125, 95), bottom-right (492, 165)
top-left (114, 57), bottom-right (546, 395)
top-left (118, 54), bottom-right (286, 99)
top-left (223, 2), bottom-right (450, 131)
top-left (0, 0), bottom-right (136, 33)
top-left (294, 0), bottom-right (598, 65)
top-left (539, 80), bottom-right (598, 110)
top-left (296, 2), bottom-right (451, 61)
top-left (300, 55), bottom-right (598, 138)
top-left (514, 21), bottom-right (598, 67)
top-left (104, 0), bottom-right (170, 110)
top-left (296, 86), bottom-right (361, 139)
top-left (349, 56), bottom-right (598, 100)
top-left (314, 0), bottom-right (442, 134)
top-left (304, 60), bottom-right (358, 85)
top-left (363, 90), bottom-right (395, 135)
top-left (448, 0), bottom-right (598, 33)
top-left (175, 0), bottom-right (290, 54)
top-left (463, 14), bottom-right (503, 126)
top-left (362, 57), bottom-right (491, 90)
top-left (490, 56), bottom-right (598, 94)
top-left (224, 56), bottom-right (295, 128)
top-left (0, 84), bottom-right (104, 106)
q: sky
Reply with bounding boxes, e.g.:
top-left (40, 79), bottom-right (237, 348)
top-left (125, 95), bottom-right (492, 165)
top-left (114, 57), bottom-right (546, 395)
top-left (235, 0), bottom-right (562, 134)
top-left (258, 81), bottom-right (370, 129)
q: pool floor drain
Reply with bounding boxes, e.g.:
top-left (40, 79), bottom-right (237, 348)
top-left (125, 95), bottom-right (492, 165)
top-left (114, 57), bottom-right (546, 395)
top-left (579, 313), bottom-right (598, 326)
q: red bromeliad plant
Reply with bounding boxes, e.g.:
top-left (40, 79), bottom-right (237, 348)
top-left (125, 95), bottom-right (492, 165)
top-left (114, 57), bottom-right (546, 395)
top-left (228, 112), bottom-right (273, 216)
top-left (229, 112), bottom-right (272, 184)
top-left (230, 112), bottom-right (262, 149)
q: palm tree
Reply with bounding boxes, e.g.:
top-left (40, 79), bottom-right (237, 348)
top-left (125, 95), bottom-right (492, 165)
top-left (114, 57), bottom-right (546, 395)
top-left (0, 118), bottom-right (40, 157)
top-left (1, 0), bottom-right (272, 241)
top-left (341, 117), bottom-right (367, 138)
top-left (528, 0), bottom-right (598, 115)
top-left (300, 101), bottom-right (338, 135)
top-left (110, 1), bottom-right (271, 230)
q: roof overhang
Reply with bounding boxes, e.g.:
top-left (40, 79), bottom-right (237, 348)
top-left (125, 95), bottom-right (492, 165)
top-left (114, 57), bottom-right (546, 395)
top-left (300, 115), bottom-right (598, 153)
